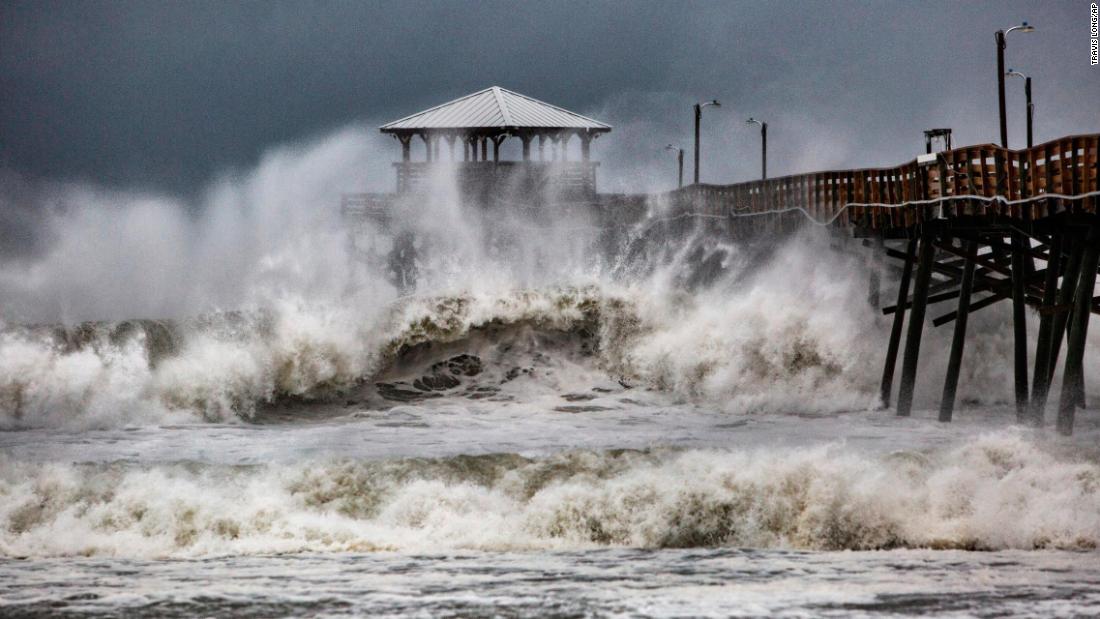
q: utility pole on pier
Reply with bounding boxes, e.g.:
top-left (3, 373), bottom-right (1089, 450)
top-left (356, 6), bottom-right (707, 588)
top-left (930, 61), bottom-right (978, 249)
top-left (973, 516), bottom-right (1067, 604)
top-left (1007, 69), bottom-right (1034, 148)
top-left (995, 22), bottom-right (1035, 147)
top-left (746, 118), bottom-right (767, 180)
top-left (693, 100), bottom-right (720, 184)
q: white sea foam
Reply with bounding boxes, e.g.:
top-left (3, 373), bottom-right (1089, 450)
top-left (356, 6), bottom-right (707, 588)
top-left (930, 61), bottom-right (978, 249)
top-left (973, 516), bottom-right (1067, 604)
top-left (0, 430), bottom-right (1096, 558)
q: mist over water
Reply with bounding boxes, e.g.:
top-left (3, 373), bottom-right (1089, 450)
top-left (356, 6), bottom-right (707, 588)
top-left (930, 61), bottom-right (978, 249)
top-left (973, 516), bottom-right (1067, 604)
top-left (0, 126), bottom-right (383, 322)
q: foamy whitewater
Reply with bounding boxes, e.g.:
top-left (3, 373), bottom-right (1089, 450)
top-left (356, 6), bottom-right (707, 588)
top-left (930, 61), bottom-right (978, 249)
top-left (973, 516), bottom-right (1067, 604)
top-left (2, 126), bottom-right (1099, 617)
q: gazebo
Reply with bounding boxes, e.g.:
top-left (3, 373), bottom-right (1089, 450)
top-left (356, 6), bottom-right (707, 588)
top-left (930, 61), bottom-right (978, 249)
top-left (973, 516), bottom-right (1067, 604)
top-left (380, 86), bottom-right (611, 198)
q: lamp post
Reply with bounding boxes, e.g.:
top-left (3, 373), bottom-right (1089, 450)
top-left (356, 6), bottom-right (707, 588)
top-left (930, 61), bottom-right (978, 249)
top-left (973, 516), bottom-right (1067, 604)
top-left (1006, 69), bottom-right (1034, 148)
top-left (693, 99), bottom-right (720, 184)
top-left (746, 118), bottom-right (767, 180)
top-left (996, 22), bottom-right (1035, 148)
top-left (665, 145), bottom-right (684, 189)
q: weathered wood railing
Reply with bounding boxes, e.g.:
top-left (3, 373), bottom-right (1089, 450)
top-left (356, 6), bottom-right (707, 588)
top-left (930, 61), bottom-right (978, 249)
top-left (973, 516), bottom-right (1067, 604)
top-left (667, 134), bottom-right (1099, 234)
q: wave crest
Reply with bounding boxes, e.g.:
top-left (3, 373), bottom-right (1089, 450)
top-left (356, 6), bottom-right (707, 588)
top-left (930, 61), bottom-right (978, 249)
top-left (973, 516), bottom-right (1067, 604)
top-left (1, 431), bottom-right (1096, 558)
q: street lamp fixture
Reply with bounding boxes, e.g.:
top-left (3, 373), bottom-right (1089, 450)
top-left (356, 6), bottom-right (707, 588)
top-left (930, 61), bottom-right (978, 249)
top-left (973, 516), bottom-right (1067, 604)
top-left (1006, 68), bottom-right (1034, 148)
top-left (694, 99), bottom-right (720, 184)
top-left (665, 144), bottom-right (684, 189)
top-left (745, 118), bottom-right (767, 180)
top-left (996, 22), bottom-right (1036, 148)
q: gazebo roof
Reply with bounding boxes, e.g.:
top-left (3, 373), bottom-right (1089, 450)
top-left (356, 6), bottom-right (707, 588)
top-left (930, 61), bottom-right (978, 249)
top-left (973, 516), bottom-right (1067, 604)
top-left (380, 86), bottom-right (611, 133)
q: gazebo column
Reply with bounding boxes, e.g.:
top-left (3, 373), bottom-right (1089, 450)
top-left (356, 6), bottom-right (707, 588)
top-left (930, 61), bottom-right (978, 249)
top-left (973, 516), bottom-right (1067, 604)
top-left (419, 132), bottom-right (432, 162)
top-left (492, 135), bottom-right (506, 163)
top-left (480, 137), bottom-right (488, 161)
top-left (521, 134), bottom-right (532, 161)
top-left (398, 134), bottom-right (412, 162)
top-left (538, 135), bottom-right (547, 161)
top-left (561, 132), bottom-right (572, 162)
top-left (445, 134), bottom-right (456, 161)
top-left (580, 131), bottom-right (592, 162)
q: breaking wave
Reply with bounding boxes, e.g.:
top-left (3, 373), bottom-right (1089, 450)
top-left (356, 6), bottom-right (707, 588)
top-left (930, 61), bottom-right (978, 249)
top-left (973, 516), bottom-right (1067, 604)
top-left (0, 288), bottom-right (601, 428)
top-left (1, 430), bottom-right (1097, 558)
top-left (0, 254), bottom-right (890, 430)
top-left (4, 224), bottom-right (1084, 430)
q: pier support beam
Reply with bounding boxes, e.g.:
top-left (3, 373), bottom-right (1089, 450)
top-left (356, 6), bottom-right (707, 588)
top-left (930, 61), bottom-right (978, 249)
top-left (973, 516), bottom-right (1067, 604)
top-left (880, 237), bottom-right (916, 408)
top-left (897, 227), bottom-right (937, 417)
top-left (1029, 232), bottom-right (1062, 424)
top-left (939, 237), bottom-right (978, 422)
top-left (1011, 232), bottom-right (1030, 421)
top-left (1047, 238), bottom-right (1084, 388)
top-left (1056, 227), bottom-right (1100, 436)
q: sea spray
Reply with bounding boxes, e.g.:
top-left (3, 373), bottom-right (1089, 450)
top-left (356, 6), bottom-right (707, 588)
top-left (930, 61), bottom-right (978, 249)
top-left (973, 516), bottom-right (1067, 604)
top-left (0, 124), bottom-right (1095, 428)
top-left (4, 242), bottom-right (1096, 429)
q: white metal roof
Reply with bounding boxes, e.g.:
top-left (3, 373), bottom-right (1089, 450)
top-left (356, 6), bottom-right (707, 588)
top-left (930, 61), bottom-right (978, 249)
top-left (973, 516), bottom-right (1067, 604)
top-left (380, 86), bottom-right (611, 132)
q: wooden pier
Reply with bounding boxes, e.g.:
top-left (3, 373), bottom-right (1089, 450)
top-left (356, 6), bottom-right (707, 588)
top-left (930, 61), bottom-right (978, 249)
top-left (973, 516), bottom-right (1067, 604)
top-left (660, 134), bottom-right (1099, 434)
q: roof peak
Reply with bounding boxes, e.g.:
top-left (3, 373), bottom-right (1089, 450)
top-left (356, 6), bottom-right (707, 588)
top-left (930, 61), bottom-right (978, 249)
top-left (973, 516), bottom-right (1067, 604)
top-left (380, 86), bottom-right (611, 133)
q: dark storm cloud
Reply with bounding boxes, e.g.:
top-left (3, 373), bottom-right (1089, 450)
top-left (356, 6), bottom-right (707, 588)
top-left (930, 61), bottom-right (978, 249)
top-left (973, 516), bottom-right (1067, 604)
top-left (1, 0), bottom-right (1098, 195)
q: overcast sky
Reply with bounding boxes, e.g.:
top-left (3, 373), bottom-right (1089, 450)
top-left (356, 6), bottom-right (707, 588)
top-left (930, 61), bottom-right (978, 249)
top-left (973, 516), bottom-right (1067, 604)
top-left (2, 0), bottom-right (1098, 196)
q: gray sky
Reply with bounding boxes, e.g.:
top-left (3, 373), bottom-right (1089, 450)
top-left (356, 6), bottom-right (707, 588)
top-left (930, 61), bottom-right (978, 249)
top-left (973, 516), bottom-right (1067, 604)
top-left (2, 0), bottom-right (1098, 196)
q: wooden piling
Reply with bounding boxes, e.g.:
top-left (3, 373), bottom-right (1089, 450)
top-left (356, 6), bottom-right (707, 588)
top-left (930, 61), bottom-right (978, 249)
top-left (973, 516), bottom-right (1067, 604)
top-left (897, 228), bottom-right (936, 417)
top-left (1056, 227), bottom-right (1100, 435)
top-left (1029, 232), bottom-right (1062, 424)
top-left (939, 237), bottom-right (978, 422)
top-left (880, 237), bottom-right (917, 408)
top-left (1047, 238), bottom-right (1084, 386)
top-left (1011, 232), bottom-right (1030, 422)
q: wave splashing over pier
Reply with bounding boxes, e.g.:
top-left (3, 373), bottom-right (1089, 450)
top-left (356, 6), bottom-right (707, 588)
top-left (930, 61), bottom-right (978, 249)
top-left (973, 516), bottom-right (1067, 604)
top-left (0, 253), bottom-right (888, 430)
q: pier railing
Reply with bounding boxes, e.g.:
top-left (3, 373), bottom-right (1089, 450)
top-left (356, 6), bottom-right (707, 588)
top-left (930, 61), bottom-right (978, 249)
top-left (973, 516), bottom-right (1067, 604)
top-left (668, 134), bottom-right (1099, 234)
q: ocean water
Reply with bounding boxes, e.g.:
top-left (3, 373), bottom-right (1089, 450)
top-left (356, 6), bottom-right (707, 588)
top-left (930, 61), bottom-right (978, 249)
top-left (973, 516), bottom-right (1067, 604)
top-left (2, 138), bottom-right (1099, 617)
top-left (2, 397), bottom-right (1099, 617)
